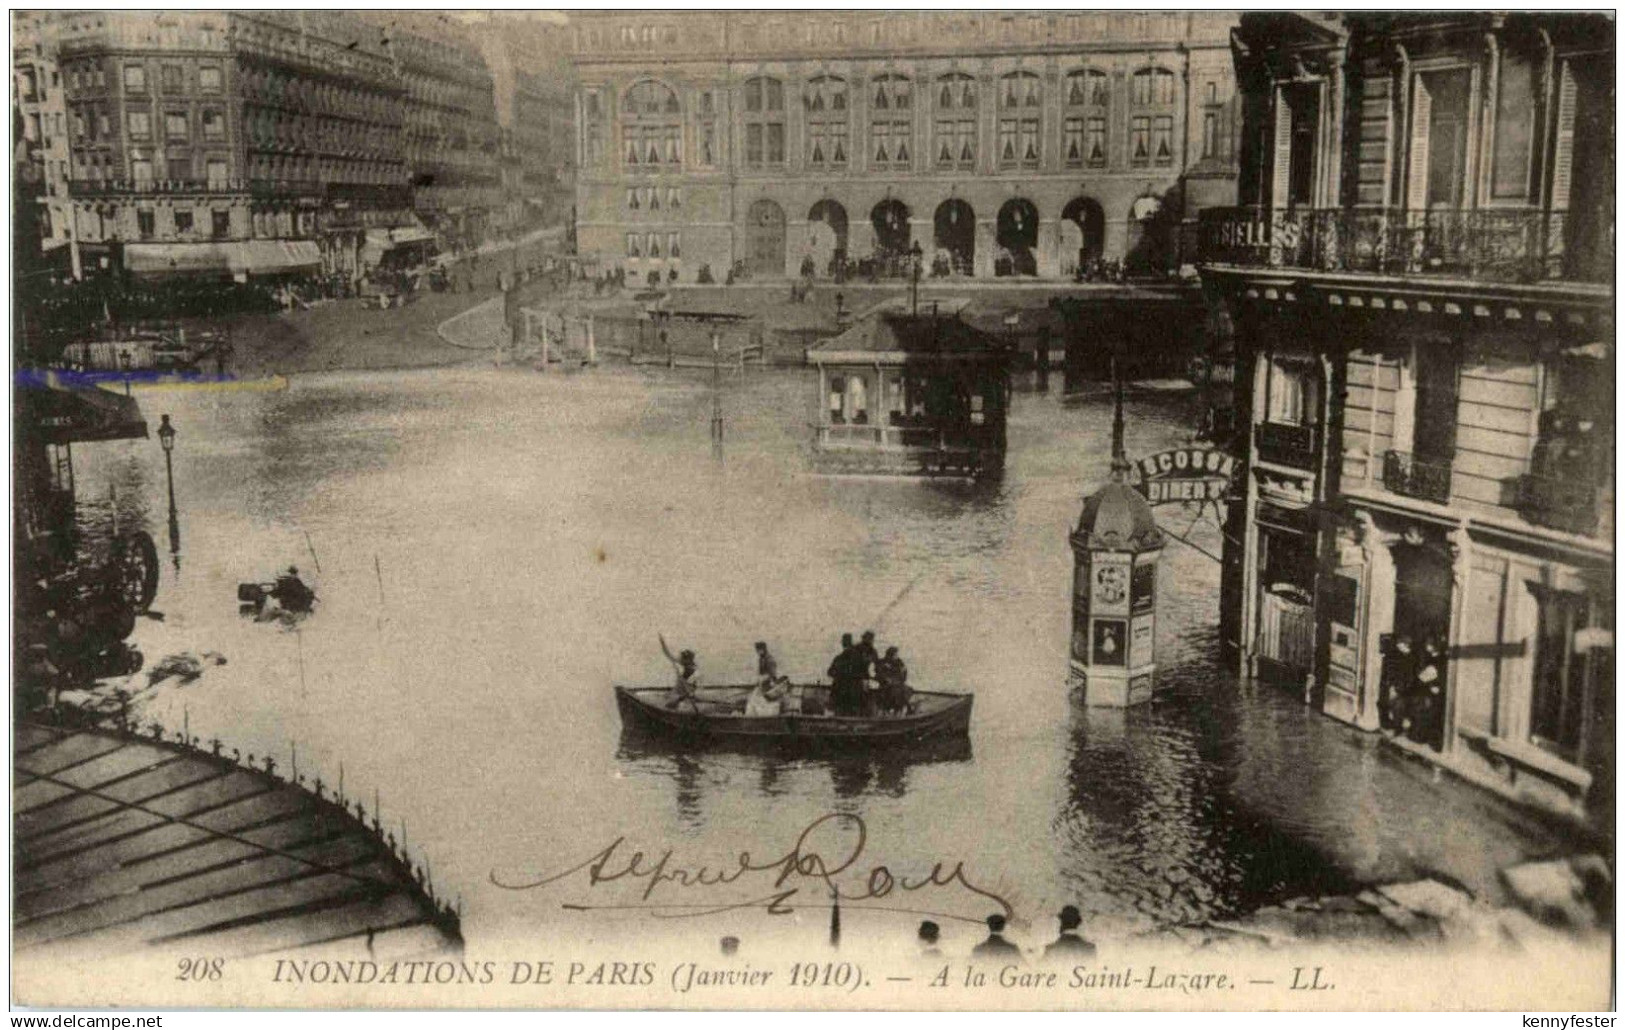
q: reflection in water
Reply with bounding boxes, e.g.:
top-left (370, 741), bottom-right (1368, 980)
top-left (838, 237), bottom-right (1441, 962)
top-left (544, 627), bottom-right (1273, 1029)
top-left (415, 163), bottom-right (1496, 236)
top-left (83, 366), bottom-right (1564, 951)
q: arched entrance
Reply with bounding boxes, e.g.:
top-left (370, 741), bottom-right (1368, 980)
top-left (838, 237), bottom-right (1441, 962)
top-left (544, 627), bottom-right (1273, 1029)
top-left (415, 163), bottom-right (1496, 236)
top-left (933, 199), bottom-right (975, 277)
top-left (1062, 196), bottom-right (1106, 266)
top-left (808, 199), bottom-right (849, 277)
top-left (870, 198), bottom-right (911, 262)
top-left (995, 198), bottom-right (1038, 276)
top-left (746, 199), bottom-right (786, 277)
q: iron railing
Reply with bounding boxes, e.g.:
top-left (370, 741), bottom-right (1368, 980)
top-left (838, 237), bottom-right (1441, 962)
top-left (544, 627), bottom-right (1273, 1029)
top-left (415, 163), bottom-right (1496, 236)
top-left (1199, 206), bottom-right (1611, 285)
top-left (1383, 449), bottom-right (1453, 505)
top-left (1255, 421), bottom-right (1316, 470)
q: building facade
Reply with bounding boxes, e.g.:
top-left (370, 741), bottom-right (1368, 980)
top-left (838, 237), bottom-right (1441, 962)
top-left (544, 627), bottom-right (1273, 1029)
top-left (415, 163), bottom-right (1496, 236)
top-left (1202, 13), bottom-right (1613, 829)
top-left (481, 14), bottom-right (577, 233)
top-left (14, 12), bottom-right (75, 270)
top-left (370, 12), bottom-right (503, 250)
top-left (570, 11), bottom-right (1241, 282)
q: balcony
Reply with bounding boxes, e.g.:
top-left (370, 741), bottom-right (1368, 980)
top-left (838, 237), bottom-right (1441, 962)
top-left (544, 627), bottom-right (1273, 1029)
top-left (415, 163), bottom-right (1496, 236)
top-left (1199, 206), bottom-right (1611, 285)
top-left (1383, 450), bottom-right (1453, 505)
top-left (69, 178), bottom-right (251, 196)
top-left (1255, 421), bottom-right (1317, 470)
top-left (1515, 472), bottom-right (1608, 537)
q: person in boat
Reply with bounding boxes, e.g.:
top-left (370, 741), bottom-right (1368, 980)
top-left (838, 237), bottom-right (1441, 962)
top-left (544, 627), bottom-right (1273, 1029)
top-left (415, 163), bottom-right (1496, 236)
top-left (665, 649), bottom-right (701, 710)
top-left (744, 641), bottom-right (787, 717)
top-left (855, 630), bottom-right (881, 716)
top-left (876, 646), bottom-right (910, 716)
top-left (827, 634), bottom-right (863, 717)
top-left (269, 566), bottom-right (316, 613)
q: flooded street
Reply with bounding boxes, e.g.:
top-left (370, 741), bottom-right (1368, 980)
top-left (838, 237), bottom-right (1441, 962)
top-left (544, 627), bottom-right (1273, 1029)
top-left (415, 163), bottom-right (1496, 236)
top-left (74, 365), bottom-right (1562, 953)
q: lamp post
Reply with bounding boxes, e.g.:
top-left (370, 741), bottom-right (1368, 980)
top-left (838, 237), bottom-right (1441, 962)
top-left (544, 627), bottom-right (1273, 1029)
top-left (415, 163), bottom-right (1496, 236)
top-left (909, 240), bottom-right (923, 316)
top-left (119, 349), bottom-right (132, 396)
top-left (158, 414), bottom-right (179, 569)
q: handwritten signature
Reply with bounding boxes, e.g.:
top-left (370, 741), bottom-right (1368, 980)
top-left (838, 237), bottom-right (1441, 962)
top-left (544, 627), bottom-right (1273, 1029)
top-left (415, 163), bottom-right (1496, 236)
top-left (490, 812), bottom-right (1011, 922)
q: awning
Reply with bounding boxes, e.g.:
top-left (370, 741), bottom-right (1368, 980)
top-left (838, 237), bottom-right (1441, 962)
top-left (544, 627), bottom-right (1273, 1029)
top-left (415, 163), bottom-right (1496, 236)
top-left (227, 240), bottom-right (320, 274)
top-left (124, 240), bottom-right (321, 275)
top-left (17, 374), bottom-right (149, 444)
top-left (125, 242), bottom-right (232, 275)
top-left (389, 226), bottom-right (436, 246)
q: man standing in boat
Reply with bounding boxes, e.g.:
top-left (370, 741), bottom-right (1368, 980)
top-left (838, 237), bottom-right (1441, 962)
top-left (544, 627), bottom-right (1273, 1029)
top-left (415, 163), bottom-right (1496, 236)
top-left (746, 641), bottom-right (788, 717)
top-left (856, 630), bottom-right (881, 716)
top-left (876, 646), bottom-right (910, 715)
top-left (827, 634), bottom-right (862, 716)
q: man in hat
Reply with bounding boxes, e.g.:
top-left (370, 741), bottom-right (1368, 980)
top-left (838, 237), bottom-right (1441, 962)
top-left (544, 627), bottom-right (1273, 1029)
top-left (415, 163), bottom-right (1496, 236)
top-left (269, 566), bottom-right (315, 613)
top-left (1043, 905), bottom-right (1096, 960)
top-left (827, 634), bottom-right (862, 716)
top-left (971, 913), bottom-right (1021, 960)
top-left (855, 630), bottom-right (881, 715)
top-left (876, 646), bottom-right (910, 716)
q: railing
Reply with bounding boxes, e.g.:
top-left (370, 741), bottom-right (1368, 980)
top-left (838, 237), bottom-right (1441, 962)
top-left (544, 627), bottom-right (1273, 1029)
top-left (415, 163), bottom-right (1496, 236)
top-left (816, 422), bottom-right (996, 453)
top-left (1199, 206), bottom-right (1611, 285)
top-left (1255, 421), bottom-right (1316, 470)
top-left (70, 177), bottom-right (252, 196)
top-left (1516, 472), bottom-right (1606, 537)
top-left (1383, 449), bottom-right (1453, 505)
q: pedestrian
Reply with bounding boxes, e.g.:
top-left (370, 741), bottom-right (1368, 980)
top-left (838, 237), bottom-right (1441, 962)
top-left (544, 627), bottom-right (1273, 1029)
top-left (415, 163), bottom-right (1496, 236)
top-left (917, 920), bottom-right (942, 959)
top-left (1042, 905), bottom-right (1096, 961)
top-left (972, 914), bottom-right (1022, 960)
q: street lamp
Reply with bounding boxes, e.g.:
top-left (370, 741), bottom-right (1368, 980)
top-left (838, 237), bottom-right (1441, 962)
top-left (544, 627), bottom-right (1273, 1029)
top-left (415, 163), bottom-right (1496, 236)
top-left (157, 414), bottom-right (179, 569)
top-left (909, 240), bottom-right (924, 316)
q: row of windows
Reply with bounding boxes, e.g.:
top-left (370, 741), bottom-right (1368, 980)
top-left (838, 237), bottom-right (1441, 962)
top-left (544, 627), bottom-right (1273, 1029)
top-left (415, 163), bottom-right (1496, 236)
top-left (115, 108), bottom-right (228, 142)
top-left (589, 67), bottom-right (1197, 123)
top-left (625, 231), bottom-right (681, 258)
top-left (111, 62), bottom-right (224, 95)
top-left (625, 185), bottom-right (682, 211)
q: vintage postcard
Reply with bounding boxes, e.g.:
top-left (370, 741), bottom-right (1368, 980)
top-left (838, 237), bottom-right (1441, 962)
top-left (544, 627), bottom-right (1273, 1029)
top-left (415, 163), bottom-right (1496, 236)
top-left (11, 7), bottom-right (1614, 1013)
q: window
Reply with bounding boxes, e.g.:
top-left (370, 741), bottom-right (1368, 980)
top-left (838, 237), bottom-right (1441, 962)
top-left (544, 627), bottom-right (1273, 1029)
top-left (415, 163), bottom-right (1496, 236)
top-left (936, 72), bottom-right (976, 111)
top-left (1265, 356), bottom-right (1319, 427)
top-left (1152, 115), bottom-right (1173, 165)
top-left (667, 186), bottom-right (681, 210)
top-left (174, 209), bottom-right (194, 235)
top-left (742, 77), bottom-right (785, 168)
top-left (212, 209), bottom-right (230, 237)
top-left (828, 375), bottom-right (846, 424)
top-left (137, 208), bottom-right (155, 238)
top-left (626, 232), bottom-right (641, 257)
top-left (199, 66), bottom-right (222, 92)
top-left (1410, 68), bottom-right (1472, 209)
top-left (97, 110), bottom-right (109, 137)
top-left (206, 158), bottom-right (227, 187)
top-left (668, 232), bottom-right (681, 259)
top-left (1529, 588), bottom-right (1608, 764)
top-left (166, 111), bottom-right (188, 140)
top-left (1064, 117), bottom-right (1084, 167)
top-left (647, 232), bottom-right (662, 258)
top-left (1065, 69), bottom-right (1109, 108)
top-left (124, 63), bottom-right (146, 92)
top-left (19, 68), bottom-right (38, 102)
top-left (202, 109), bottom-right (223, 140)
top-left (626, 186), bottom-right (640, 211)
top-left (167, 156), bottom-right (190, 181)
top-left (1086, 117), bottom-right (1107, 167)
top-left (805, 76), bottom-right (848, 169)
top-left (1492, 53), bottom-right (1536, 200)
top-left (870, 74), bottom-right (912, 169)
top-left (72, 111), bottom-right (87, 139)
top-left (1132, 67), bottom-right (1175, 106)
top-left (1001, 70), bottom-right (1041, 111)
top-left (161, 64), bottom-right (183, 93)
top-left (935, 117), bottom-right (975, 169)
top-left (128, 110), bottom-right (150, 138)
top-left (998, 73), bottom-right (1041, 168)
top-left (95, 66), bottom-right (106, 89)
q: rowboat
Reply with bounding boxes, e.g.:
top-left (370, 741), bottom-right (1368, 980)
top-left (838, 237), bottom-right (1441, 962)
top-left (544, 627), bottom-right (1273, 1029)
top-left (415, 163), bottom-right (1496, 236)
top-left (614, 684), bottom-right (973, 748)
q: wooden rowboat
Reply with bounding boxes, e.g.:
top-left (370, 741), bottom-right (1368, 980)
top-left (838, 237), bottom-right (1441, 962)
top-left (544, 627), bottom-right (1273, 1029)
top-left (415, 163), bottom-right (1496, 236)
top-left (614, 684), bottom-right (973, 747)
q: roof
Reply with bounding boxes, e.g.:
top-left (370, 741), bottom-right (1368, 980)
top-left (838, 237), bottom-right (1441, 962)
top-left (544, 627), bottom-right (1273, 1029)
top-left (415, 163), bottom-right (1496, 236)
top-left (1075, 481), bottom-right (1164, 553)
top-left (809, 311), bottom-right (1009, 365)
top-left (16, 374), bottom-right (148, 445)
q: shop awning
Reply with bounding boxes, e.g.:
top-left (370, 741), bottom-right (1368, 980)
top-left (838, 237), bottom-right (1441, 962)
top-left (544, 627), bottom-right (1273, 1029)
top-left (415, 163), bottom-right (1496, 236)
top-left (227, 240), bottom-right (320, 274)
top-left (125, 242), bottom-right (232, 275)
top-left (125, 240), bottom-right (320, 276)
top-left (17, 374), bottom-right (149, 444)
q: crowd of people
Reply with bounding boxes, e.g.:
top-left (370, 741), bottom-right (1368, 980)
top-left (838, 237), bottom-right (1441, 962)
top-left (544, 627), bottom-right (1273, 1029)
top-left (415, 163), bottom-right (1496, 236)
top-left (660, 632), bottom-right (913, 718)
top-left (925, 907), bottom-right (1098, 963)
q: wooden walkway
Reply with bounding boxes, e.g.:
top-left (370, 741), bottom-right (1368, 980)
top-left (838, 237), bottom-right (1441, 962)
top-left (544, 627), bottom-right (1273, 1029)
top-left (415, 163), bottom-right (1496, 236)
top-left (14, 721), bottom-right (462, 959)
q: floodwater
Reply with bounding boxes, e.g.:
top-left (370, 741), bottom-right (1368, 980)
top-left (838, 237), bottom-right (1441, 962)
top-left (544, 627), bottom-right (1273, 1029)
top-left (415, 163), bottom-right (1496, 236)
top-left (72, 364), bottom-right (1562, 953)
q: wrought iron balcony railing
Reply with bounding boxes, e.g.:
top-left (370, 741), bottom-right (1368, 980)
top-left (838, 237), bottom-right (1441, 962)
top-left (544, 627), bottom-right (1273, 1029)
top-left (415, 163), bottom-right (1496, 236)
top-left (1383, 450), bottom-right (1453, 505)
top-left (69, 178), bottom-right (253, 196)
top-left (1255, 421), bottom-right (1317, 470)
top-left (1199, 206), bottom-right (1612, 285)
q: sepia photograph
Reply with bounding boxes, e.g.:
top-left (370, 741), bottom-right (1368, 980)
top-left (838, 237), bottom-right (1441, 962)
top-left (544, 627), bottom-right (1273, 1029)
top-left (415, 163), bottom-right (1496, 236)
top-left (9, 7), bottom-right (1615, 1013)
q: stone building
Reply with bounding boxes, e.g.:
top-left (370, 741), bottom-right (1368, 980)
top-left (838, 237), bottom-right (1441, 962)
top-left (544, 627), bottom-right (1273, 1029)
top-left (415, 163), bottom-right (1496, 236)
top-left (569, 11), bottom-right (1241, 282)
top-left (481, 14), bottom-right (577, 233)
top-left (368, 12), bottom-right (503, 250)
top-left (1202, 13), bottom-right (1613, 828)
top-left (13, 12), bottom-right (75, 271)
top-left (52, 11), bottom-right (414, 281)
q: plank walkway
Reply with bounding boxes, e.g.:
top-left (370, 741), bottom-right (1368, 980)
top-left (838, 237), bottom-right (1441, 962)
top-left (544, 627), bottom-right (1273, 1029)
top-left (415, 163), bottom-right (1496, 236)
top-left (14, 721), bottom-right (462, 960)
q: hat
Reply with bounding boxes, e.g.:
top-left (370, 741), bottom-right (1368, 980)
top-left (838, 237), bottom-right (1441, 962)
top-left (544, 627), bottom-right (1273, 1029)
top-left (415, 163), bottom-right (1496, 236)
top-left (1059, 905), bottom-right (1082, 930)
top-left (680, 649), bottom-right (695, 661)
top-left (986, 913), bottom-right (1006, 932)
top-left (885, 646), bottom-right (898, 657)
top-left (862, 630), bottom-right (875, 642)
top-left (841, 633), bottom-right (853, 647)
top-left (754, 641), bottom-right (767, 650)
top-left (917, 920), bottom-right (940, 943)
